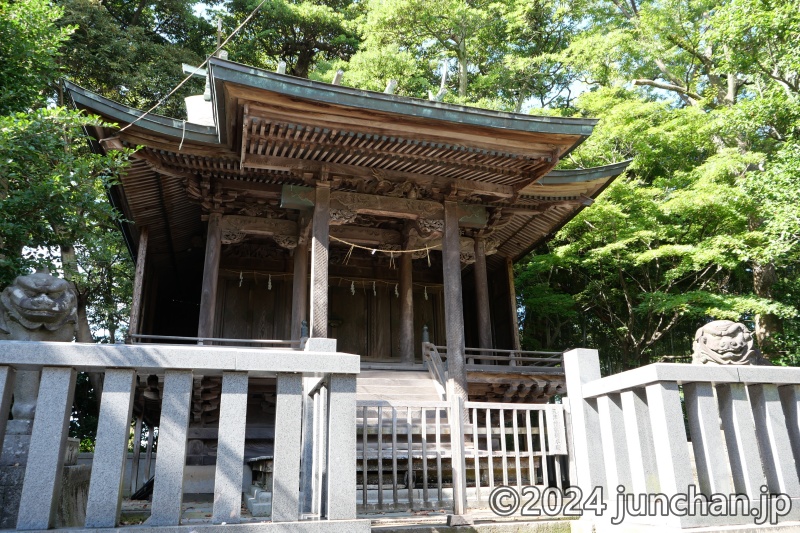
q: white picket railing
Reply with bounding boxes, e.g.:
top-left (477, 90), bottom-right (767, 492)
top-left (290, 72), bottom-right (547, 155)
top-left (465, 401), bottom-right (568, 504)
top-left (565, 348), bottom-right (800, 529)
top-left (0, 340), bottom-right (368, 532)
top-left (355, 399), bottom-right (569, 513)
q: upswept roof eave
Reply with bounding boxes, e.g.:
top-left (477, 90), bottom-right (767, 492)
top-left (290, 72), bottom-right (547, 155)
top-left (539, 160), bottom-right (633, 184)
top-left (64, 81), bottom-right (220, 145)
top-left (206, 58), bottom-right (599, 139)
top-left (506, 160), bottom-right (632, 262)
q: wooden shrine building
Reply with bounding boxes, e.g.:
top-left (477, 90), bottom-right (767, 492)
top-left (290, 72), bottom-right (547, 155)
top-left (66, 58), bottom-right (628, 413)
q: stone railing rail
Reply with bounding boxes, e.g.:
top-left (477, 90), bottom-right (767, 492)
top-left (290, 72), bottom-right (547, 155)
top-left (0, 340), bottom-right (368, 533)
top-left (565, 348), bottom-right (800, 530)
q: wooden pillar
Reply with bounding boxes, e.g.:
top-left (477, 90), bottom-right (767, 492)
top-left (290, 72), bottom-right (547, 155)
top-left (198, 212), bottom-right (222, 339)
top-left (309, 184), bottom-right (330, 338)
top-left (506, 256), bottom-right (521, 352)
top-left (442, 201), bottom-right (468, 403)
top-left (474, 237), bottom-right (492, 353)
top-left (291, 235), bottom-right (310, 340)
top-left (399, 251), bottom-right (414, 364)
top-left (128, 226), bottom-right (148, 341)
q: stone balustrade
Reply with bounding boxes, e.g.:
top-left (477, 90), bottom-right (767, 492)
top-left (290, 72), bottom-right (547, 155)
top-left (0, 340), bottom-right (368, 533)
top-left (565, 348), bottom-right (800, 530)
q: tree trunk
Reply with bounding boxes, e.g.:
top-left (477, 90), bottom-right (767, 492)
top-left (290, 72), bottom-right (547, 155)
top-left (458, 40), bottom-right (468, 98)
top-left (753, 261), bottom-right (781, 357)
top-left (60, 244), bottom-right (93, 342)
top-left (292, 49), bottom-right (313, 79)
top-left (60, 243), bottom-right (103, 398)
top-left (76, 296), bottom-right (93, 343)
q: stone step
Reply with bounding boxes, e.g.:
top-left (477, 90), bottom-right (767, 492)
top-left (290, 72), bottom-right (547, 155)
top-left (358, 371), bottom-right (443, 403)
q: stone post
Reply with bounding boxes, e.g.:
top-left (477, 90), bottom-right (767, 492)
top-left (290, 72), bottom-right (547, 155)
top-left (562, 349), bottom-right (607, 493)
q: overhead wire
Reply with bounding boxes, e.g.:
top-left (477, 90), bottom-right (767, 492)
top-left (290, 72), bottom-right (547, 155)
top-left (118, 0), bottom-right (271, 134)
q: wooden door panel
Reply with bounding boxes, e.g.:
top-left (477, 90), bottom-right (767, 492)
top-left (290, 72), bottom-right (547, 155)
top-left (329, 286), bottom-right (367, 356)
top-left (219, 278), bottom-right (251, 340)
top-left (251, 281), bottom-right (278, 340)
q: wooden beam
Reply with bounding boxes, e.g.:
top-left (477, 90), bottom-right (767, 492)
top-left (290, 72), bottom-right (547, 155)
top-left (332, 191), bottom-right (443, 221)
top-left (198, 212), bottom-right (222, 338)
top-left (128, 226), bottom-right (148, 339)
top-left (281, 185), bottom-right (488, 227)
top-left (329, 226), bottom-right (402, 246)
top-left (213, 177), bottom-right (283, 196)
top-left (248, 155), bottom-right (517, 199)
top-left (219, 215), bottom-right (297, 237)
top-left (309, 184), bottom-right (330, 338)
top-left (241, 98), bottom-right (568, 157)
top-left (243, 126), bottom-right (535, 180)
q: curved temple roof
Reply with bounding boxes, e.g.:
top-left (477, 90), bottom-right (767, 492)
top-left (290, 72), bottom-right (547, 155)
top-left (65, 61), bottom-right (631, 267)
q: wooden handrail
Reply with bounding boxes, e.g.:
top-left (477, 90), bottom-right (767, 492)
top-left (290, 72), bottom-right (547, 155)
top-left (129, 333), bottom-right (299, 346)
top-left (466, 355), bottom-right (562, 363)
top-left (464, 347), bottom-right (562, 356)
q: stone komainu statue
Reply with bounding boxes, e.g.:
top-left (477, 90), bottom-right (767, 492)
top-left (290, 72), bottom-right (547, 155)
top-left (0, 270), bottom-right (78, 421)
top-left (692, 319), bottom-right (763, 365)
top-left (0, 270), bottom-right (78, 342)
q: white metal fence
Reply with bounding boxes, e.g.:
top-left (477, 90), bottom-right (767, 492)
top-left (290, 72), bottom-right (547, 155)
top-left (355, 398), bottom-right (569, 513)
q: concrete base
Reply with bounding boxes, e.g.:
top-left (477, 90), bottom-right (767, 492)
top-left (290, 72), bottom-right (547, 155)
top-left (372, 519), bottom-right (570, 532)
top-left (17, 520), bottom-right (372, 533)
top-left (0, 421), bottom-right (32, 528)
top-left (447, 514), bottom-right (475, 526)
top-left (1, 429), bottom-right (88, 529)
top-left (57, 464), bottom-right (91, 527)
top-left (0, 465), bottom-right (24, 528)
top-left (0, 463), bottom-right (90, 529)
top-left (570, 519), bottom-right (800, 533)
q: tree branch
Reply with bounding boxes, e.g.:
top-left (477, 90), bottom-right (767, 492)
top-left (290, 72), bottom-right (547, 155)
top-left (632, 79), bottom-right (702, 102)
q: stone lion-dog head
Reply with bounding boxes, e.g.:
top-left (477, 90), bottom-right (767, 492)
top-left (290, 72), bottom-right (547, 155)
top-left (692, 320), bottom-right (760, 365)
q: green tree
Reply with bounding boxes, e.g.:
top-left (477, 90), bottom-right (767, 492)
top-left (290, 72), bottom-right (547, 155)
top-left (221, 0), bottom-right (362, 78)
top-left (0, 0), bottom-right (73, 114)
top-left (0, 108), bottom-right (134, 340)
top-left (517, 0), bottom-right (800, 366)
top-left (56, 0), bottom-right (216, 116)
top-left (363, 0), bottom-right (508, 98)
top-left (0, 0), bottom-right (135, 344)
top-left (474, 0), bottom-right (582, 111)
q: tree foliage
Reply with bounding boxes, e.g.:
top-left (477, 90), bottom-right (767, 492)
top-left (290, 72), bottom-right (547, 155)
top-left (2, 0), bottom-right (799, 370)
top-left (517, 0), bottom-right (800, 369)
top-left (0, 0), bottom-right (72, 114)
top-left (56, 0), bottom-right (216, 116)
top-left (0, 0), bottom-right (134, 344)
top-left (222, 0), bottom-right (362, 78)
